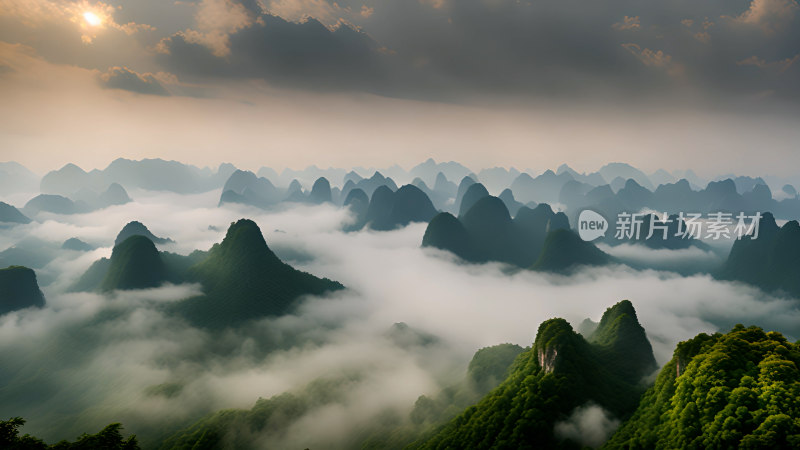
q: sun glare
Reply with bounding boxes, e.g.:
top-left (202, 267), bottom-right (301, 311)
top-left (83, 11), bottom-right (102, 27)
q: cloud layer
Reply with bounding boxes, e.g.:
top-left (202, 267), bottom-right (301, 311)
top-left (2, 194), bottom-right (799, 447)
top-left (1, 0), bottom-right (798, 102)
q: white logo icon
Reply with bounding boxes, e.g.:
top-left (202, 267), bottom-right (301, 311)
top-left (578, 209), bottom-right (608, 241)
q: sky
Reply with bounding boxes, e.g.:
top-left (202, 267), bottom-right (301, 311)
top-left (0, 0), bottom-right (799, 174)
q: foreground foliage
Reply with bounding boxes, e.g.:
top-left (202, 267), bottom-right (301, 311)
top-left (0, 417), bottom-right (139, 449)
top-left (605, 324), bottom-right (800, 449)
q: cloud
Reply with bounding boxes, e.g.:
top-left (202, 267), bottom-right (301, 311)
top-left (734, 0), bottom-right (799, 33)
top-left (1, 0), bottom-right (800, 104)
top-left (0, 0), bottom-right (155, 43)
top-left (612, 16), bottom-right (640, 31)
top-left (597, 243), bottom-right (722, 274)
top-left (157, 13), bottom-right (388, 91)
top-left (99, 66), bottom-right (171, 96)
top-left (693, 31), bottom-right (711, 43)
top-left (360, 6), bottom-right (374, 18)
top-left (621, 43), bottom-right (671, 68)
top-left (172, 0), bottom-right (261, 57)
top-left (266, 0), bottom-right (349, 25)
top-left (737, 54), bottom-right (800, 72)
top-left (554, 403), bottom-right (621, 448)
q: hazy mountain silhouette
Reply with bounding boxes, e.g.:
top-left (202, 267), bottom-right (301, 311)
top-left (649, 168), bottom-right (676, 186)
top-left (364, 185), bottom-right (438, 231)
top-left (97, 183), bottom-right (132, 208)
top-left (409, 158), bottom-right (472, 188)
top-left (115, 221), bottom-right (173, 247)
top-left (41, 159), bottom-right (234, 195)
top-left (423, 198), bottom-right (574, 268)
top-left (61, 238), bottom-right (94, 252)
top-left (498, 188), bottom-right (524, 216)
top-left (458, 182), bottom-right (490, 217)
top-left (219, 170), bottom-right (283, 208)
top-left (342, 188), bottom-right (369, 232)
top-left (23, 194), bottom-right (78, 215)
top-left (453, 175), bottom-right (477, 213)
top-left (433, 172), bottom-right (457, 199)
top-left (0, 161), bottom-right (39, 194)
top-left (477, 166), bottom-right (521, 194)
top-left (557, 164), bottom-right (607, 186)
top-left (340, 171), bottom-right (398, 201)
top-left (598, 162), bottom-right (654, 190)
top-left (510, 170), bottom-right (574, 205)
top-left (103, 158), bottom-right (235, 194)
top-left (0, 202), bottom-right (31, 224)
top-left (718, 212), bottom-right (800, 297)
top-left (308, 177), bottom-right (332, 204)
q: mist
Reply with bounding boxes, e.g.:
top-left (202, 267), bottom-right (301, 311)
top-left (2, 192), bottom-right (799, 447)
top-left (554, 403), bottom-right (621, 449)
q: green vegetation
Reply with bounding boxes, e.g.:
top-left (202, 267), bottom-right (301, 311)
top-left (422, 197), bottom-right (583, 270)
top-left (605, 324), bottom-right (800, 449)
top-left (175, 219), bottom-right (343, 328)
top-left (0, 265), bottom-right (45, 315)
top-left (100, 236), bottom-right (167, 291)
top-left (159, 376), bottom-right (360, 450)
top-left (70, 219), bottom-right (342, 328)
top-left (68, 258), bottom-right (111, 293)
top-left (0, 417), bottom-right (139, 449)
top-left (412, 300), bottom-right (654, 449)
top-left (421, 213), bottom-right (473, 261)
top-left (162, 342), bottom-right (524, 450)
top-left (531, 228), bottom-right (611, 272)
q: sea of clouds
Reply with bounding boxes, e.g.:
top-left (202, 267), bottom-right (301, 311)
top-left (1, 189), bottom-right (798, 447)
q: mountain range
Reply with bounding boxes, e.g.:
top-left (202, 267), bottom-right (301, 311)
top-left (72, 219), bottom-right (343, 328)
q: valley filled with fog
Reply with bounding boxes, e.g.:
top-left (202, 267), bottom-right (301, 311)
top-left (2, 159), bottom-right (800, 448)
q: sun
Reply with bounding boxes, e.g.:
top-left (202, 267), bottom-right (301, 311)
top-left (83, 11), bottom-right (102, 27)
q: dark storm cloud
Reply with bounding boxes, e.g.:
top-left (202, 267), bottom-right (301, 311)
top-left (99, 66), bottom-right (171, 96)
top-left (1, 0), bottom-right (798, 103)
top-left (145, 0), bottom-right (799, 103)
top-left (158, 14), bottom-right (391, 92)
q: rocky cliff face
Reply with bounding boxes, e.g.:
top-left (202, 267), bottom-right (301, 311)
top-left (537, 345), bottom-right (559, 374)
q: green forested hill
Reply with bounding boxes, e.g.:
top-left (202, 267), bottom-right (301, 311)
top-left (530, 229), bottom-right (611, 272)
top-left (175, 218), bottom-right (343, 328)
top-left (70, 219), bottom-right (343, 328)
top-left (604, 324), bottom-right (800, 449)
top-left (100, 235), bottom-right (167, 291)
top-left (412, 300), bottom-right (655, 449)
top-left (0, 265), bottom-right (45, 315)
